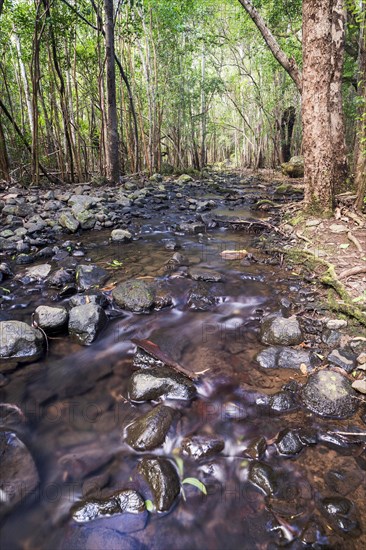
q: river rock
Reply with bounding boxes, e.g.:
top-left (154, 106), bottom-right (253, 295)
top-left (76, 264), bottom-right (109, 291)
top-left (248, 461), bottom-right (278, 496)
top-left (125, 404), bottom-right (178, 451)
top-left (276, 429), bottom-right (304, 456)
top-left (256, 346), bottom-right (312, 370)
top-left (260, 315), bottom-right (303, 346)
top-left (327, 349), bottom-right (357, 373)
top-left (181, 435), bottom-right (224, 459)
top-left (128, 366), bottom-right (196, 402)
top-left (137, 457), bottom-right (180, 512)
top-left (177, 174), bottom-right (193, 184)
top-left (0, 320), bottom-right (44, 364)
top-left (0, 431), bottom-right (39, 518)
top-left (178, 221), bottom-right (205, 234)
top-left (48, 268), bottom-right (75, 288)
top-left (189, 268), bottom-right (223, 282)
top-left (59, 211), bottom-right (80, 233)
top-left (74, 209), bottom-right (95, 230)
top-left (68, 304), bottom-right (107, 345)
top-left (112, 280), bottom-right (155, 312)
top-left (34, 305), bottom-right (68, 332)
top-left (319, 497), bottom-right (361, 536)
top-left (242, 436), bottom-right (267, 459)
top-left (72, 489), bottom-right (145, 522)
top-left (281, 156), bottom-right (304, 178)
top-left (269, 391), bottom-right (298, 413)
top-left (111, 229), bottom-right (132, 242)
top-left (301, 370), bottom-right (358, 418)
top-left (24, 263), bottom-right (52, 281)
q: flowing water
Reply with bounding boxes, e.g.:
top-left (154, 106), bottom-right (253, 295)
top-left (0, 207), bottom-right (365, 549)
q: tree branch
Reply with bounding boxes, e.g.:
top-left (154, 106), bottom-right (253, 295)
top-left (237, 0), bottom-right (302, 92)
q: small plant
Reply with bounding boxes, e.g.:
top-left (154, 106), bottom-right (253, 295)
top-left (105, 259), bottom-right (124, 269)
top-left (174, 457), bottom-right (207, 502)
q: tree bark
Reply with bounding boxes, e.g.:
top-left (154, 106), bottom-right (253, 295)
top-left (103, 0), bottom-right (120, 182)
top-left (279, 107), bottom-right (296, 163)
top-left (302, 0), bottom-right (347, 213)
top-left (237, 0), bottom-right (302, 92)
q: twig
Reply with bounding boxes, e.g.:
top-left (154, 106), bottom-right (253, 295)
top-left (339, 266), bottom-right (366, 279)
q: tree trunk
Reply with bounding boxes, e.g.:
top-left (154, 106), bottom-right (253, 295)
top-left (355, 2), bottom-right (366, 211)
top-left (302, 0), bottom-right (347, 213)
top-left (279, 107), bottom-right (296, 163)
top-left (0, 118), bottom-right (10, 182)
top-left (103, 0), bottom-right (120, 182)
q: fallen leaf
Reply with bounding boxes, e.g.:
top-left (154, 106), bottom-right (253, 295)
top-left (220, 249), bottom-right (248, 260)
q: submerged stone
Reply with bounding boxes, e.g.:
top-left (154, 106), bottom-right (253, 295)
top-left (137, 457), bottom-right (180, 512)
top-left (76, 264), bottom-right (109, 291)
top-left (72, 489), bottom-right (145, 523)
top-left (301, 370), bottom-right (358, 418)
top-left (248, 461), bottom-right (278, 496)
top-left (125, 404), bottom-right (178, 451)
top-left (276, 429), bottom-right (304, 456)
top-left (128, 366), bottom-right (196, 402)
top-left (242, 436), bottom-right (267, 459)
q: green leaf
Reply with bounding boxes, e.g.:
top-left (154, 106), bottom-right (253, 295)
top-left (145, 499), bottom-right (155, 512)
top-left (182, 477), bottom-right (207, 495)
top-left (174, 456), bottom-right (184, 477)
top-left (0, 287), bottom-right (10, 294)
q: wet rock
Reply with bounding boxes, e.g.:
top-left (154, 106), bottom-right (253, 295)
top-left (319, 497), bottom-right (361, 536)
top-left (189, 268), bottom-right (223, 282)
top-left (325, 464), bottom-right (364, 496)
top-left (249, 461), bottom-right (278, 496)
top-left (256, 346), bottom-right (312, 370)
top-left (74, 209), bottom-right (95, 230)
top-left (72, 489), bottom-right (145, 522)
top-left (301, 519), bottom-right (327, 546)
top-left (24, 263), bottom-right (52, 281)
top-left (0, 320), bottom-right (44, 364)
top-left (111, 229), bottom-right (132, 242)
top-left (112, 280), bottom-right (155, 312)
top-left (276, 429), bottom-right (304, 456)
top-left (76, 264), bottom-right (109, 291)
top-left (34, 305), bottom-right (68, 332)
top-left (269, 391), bottom-right (298, 413)
top-left (260, 315), bottom-right (303, 346)
top-left (0, 431), bottom-right (39, 517)
top-left (137, 457), bottom-right (180, 512)
top-left (59, 211), bottom-right (80, 233)
top-left (125, 404), bottom-right (178, 451)
top-left (301, 370), bottom-right (358, 418)
top-left (178, 221), bottom-right (205, 234)
top-left (128, 367), bottom-right (196, 402)
top-left (69, 293), bottom-right (108, 308)
top-left (327, 349), bottom-right (357, 374)
top-left (321, 328), bottom-right (341, 347)
top-left (68, 304), bottom-right (107, 345)
top-left (181, 435), bottom-right (224, 459)
top-left (187, 284), bottom-right (221, 311)
top-left (48, 268), bottom-right (75, 288)
top-left (242, 436), bottom-right (267, 459)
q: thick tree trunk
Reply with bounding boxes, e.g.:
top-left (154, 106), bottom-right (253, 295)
top-left (103, 0), bottom-right (120, 182)
top-left (302, 0), bottom-right (347, 213)
top-left (0, 118), bottom-right (10, 182)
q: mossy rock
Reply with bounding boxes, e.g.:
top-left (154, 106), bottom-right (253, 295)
top-left (281, 156), bottom-right (304, 178)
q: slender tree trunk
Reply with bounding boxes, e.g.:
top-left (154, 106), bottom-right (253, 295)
top-left (201, 49), bottom-right (207, 169)
top-left (103, 0), bottom-right (120, 182)
top-left (0, 118), bottom-right (10, 182)
top-left (302, 0), bottom-right (346, 213)
top-left (355, 2), bottom-right (366, 211)
top-left (279, 107), bottom-right (296, 163)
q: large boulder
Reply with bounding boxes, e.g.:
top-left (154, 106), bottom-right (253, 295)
top-left (260, 315), bottom-right (303, 346)
top-left (137, 458), bottom-right (180, 512)
top-left (112, 280), bottom-right (155, 312)
top-left (0, 321), bottom-right (44, 364)
top-left (128, 367), bottom-right (196, 402)
top-left (301, 370), bottom-right (359, 419)
top-left (125, 404), bottom-right (178, 451)
top-left (281, 156), bottom-right (304, 178)
top-left (68, 304), bottom-right (107, 345)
